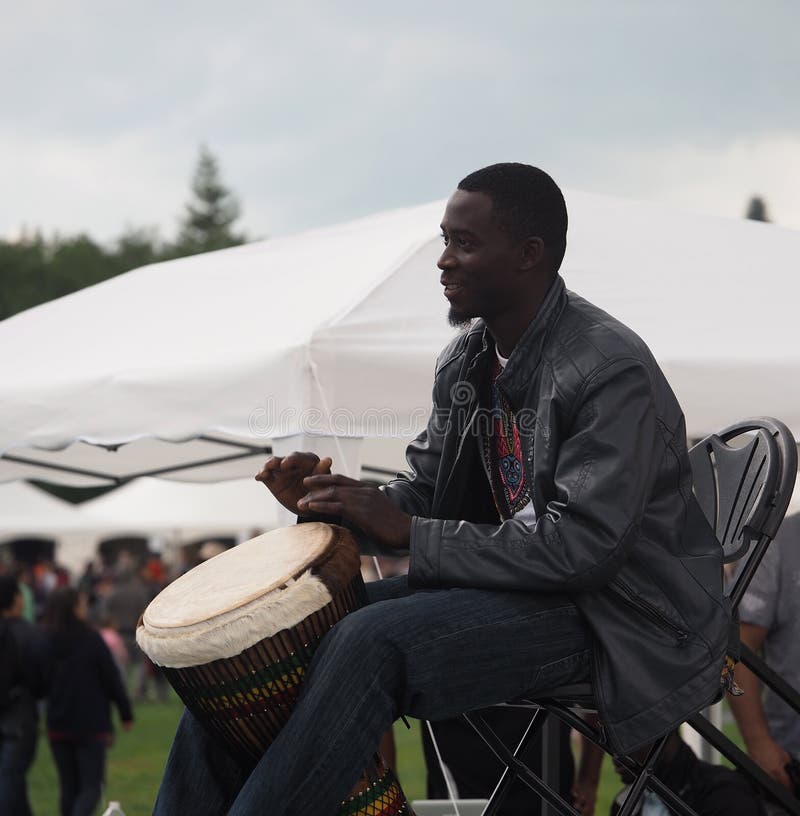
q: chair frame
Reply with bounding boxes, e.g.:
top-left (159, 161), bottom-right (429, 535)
top-left (463, 417), bottom-right (799, 816)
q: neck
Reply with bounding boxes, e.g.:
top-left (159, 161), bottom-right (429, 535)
top-left (487, 276), bottom-right (554, 357)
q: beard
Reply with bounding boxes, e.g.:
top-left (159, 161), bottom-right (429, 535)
top-left (447, 305), bottom-right (473, 331)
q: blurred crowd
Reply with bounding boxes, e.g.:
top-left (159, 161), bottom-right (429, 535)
top-left (0, 539), bottom-right (225, 816)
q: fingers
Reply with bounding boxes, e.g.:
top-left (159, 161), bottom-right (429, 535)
top-left (313, 456), bottom-right (333, 475)
top-left (302, 473), bottom-right (364, 489)
top-left (255, 452), bottom-right (328, 482)
top-left (301, 500), bottom-right (345, 514)
top-left (776, 766), bottom-right (793, 790)
top-left (297, 483), bottom-right (369, 512)
top-left (255, 455), bottom-right (283, 482)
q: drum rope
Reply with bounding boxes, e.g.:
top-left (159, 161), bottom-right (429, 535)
top-left (311, 358), bottom-right (459, 810)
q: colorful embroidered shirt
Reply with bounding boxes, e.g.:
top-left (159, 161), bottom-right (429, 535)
top-left (482, 351), bottom-right (536, 525)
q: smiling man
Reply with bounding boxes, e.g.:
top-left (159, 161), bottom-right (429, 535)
top-left (154, 163), bottom-right (731, 816)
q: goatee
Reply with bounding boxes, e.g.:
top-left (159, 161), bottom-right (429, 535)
top-left (447, 307), bottom-right (472, 331)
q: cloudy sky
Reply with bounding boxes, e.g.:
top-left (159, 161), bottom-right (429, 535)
top-left (2, 1), bottom-right (798, 244)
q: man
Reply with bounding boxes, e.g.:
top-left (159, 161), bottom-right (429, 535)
top-left (729, 512), bottom-right (800, 801)
top-left (154, 163), bottom-right (730, 815)
top-left (0, 575), bottom-right (49, 816)
top-left (610, 731), bottom-right (763, 816)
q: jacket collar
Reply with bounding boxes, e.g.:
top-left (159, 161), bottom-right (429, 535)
top-left (493, 274), bottom-right (567, 404)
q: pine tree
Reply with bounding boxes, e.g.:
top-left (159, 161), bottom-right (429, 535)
top-left (173, 146), bottom-right (246, 256)
top-left (745, 196), bottom-right (770, 223)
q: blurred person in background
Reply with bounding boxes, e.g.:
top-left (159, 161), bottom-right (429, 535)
top-left (0, 574), bottom-right (49, 816)
top-left (98, 613), bottom-right (130, 683)
top-left (729, 512), bottom-right (800, 808)
top-left (43, 586), bottom-right (134, 816)
top-left (136, 555), bottom-right (170, 702)
top-left (12, 563), bottom-right (36, 622)
top-left (102, 553), bottom-right (153, 701)
top-left (609, 730), bottom-right (762, 816)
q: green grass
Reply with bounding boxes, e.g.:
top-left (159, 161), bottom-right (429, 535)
top-left (28, 696), bottom-right (737, 815)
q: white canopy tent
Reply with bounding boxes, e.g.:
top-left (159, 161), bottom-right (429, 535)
top-left (0, 477), bottom-right (284, 574)
top-left (1, 192), bottom-right (800, 489)
top-left (0, 481), bottom-right (92, 538)
top-left (79, 476), bottom-right (281, 537)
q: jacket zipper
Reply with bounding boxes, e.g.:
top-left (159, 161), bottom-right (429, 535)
top-left (609, 578), bottom-right (689, 646)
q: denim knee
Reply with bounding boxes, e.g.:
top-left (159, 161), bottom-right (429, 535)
top-left (316, 605), bottom-right (404, 684)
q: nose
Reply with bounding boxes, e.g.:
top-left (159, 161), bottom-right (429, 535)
top-left (437, 244), bottom-right (456, 271)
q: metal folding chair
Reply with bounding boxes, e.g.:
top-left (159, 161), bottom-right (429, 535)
top-left (463, 417), bottom-right (798, 816)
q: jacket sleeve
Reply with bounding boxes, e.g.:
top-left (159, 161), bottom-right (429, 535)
top-left (409, 357), bottom-right (665, 593)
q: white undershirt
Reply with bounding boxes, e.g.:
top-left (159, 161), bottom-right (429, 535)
top-left (495, 348), bottom-right (537, 526)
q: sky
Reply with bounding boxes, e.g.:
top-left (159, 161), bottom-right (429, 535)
top-left (1, 0), bottom-right (799, 244)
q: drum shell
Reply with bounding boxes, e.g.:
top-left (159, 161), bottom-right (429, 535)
top-left (162, 570), bottom-right (367, 766)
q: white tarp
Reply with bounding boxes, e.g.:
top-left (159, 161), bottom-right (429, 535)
top-left (2, 192), bottom-right (800, 487)
top-left (0, 478), bottom-right (284, 575)
top-left (0, 481), bottom-right (91, 537)
top-left (79, 476), bottom-right (280, 536)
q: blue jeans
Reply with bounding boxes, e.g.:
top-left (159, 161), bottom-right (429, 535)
top-left (154, 575), bottom-right (592, 816)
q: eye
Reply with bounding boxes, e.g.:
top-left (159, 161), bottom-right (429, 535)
top-left (440, 231), bottom-right (449, 246)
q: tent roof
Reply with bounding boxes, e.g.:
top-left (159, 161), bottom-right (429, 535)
top-left (0, 482), bottom-right (93, 536)
top-left (80, 477), bottom-right (280, 536)
top-left (2, 192), bottom-right (800, 486)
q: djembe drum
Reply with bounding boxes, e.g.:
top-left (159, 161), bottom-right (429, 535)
top-left (136, 522), bottom-right (411, 815)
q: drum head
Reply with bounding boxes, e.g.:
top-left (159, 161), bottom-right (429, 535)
top-left (144, 522), bottom-right (335, 629)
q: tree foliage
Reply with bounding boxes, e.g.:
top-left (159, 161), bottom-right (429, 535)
top-left (745, 196), bottom-right (770, 222)
top-left (171, 145), bottom-right (246, 257)
top-left (0, 147), bottom-right (248, 321)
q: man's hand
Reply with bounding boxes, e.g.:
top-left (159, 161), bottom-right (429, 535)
top-left (571, 777), bottom-right (599, 816)
top-left (728, 622), bottom-right (794, 789)
top-left (750, 735), bottom-right (793, 790)
top-left (255, 453), bottom-right (332, 514)
top-left (298, 474), bottom-right (412, 551)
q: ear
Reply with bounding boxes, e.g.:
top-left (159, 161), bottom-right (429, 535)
top-left (519, 237), bottom-right (545, 270)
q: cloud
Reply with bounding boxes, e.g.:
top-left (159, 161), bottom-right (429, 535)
top-left (1, 2), bottom-right (798, 241)
top-left (589, 133), bottom-right (800, 229)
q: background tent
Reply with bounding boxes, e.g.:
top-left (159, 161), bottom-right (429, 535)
top-left (0, 481), bottom-right (92, 536)
top-left (2, 192), bottom-right (800, 490)
top-left (0, 478), bottom-right (282, 574)
top-left (80, 476), bottom-right (280, 538)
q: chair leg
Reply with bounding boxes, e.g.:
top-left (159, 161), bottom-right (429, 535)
top-left (463, 709), bottom-right (578, 816)
top-left (541, 715), bottom-right (562, 816)
top-left (612, 750), bottom-right (703, 816)
top-left (616, 735), bottom-right (669, 816)
top-left (463, 709), bottom-right (545, 815)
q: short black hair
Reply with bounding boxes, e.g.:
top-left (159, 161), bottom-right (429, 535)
top-left (0, 575), bottom-right (20, 613)
top-left (458, 163), bottom-right (568, 269)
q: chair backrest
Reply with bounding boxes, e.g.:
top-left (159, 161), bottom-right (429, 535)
top-left (689, 417), bottom-right (797, 609)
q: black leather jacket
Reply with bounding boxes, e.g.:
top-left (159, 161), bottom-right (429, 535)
top-left (383, 275), bottom-right (730, 754)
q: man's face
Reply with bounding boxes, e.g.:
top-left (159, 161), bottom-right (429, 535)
top-left (438, 189), bottom-right (523, 328)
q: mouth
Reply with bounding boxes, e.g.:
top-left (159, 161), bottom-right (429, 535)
top-left (441, 280), bottom-right (463, 300)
